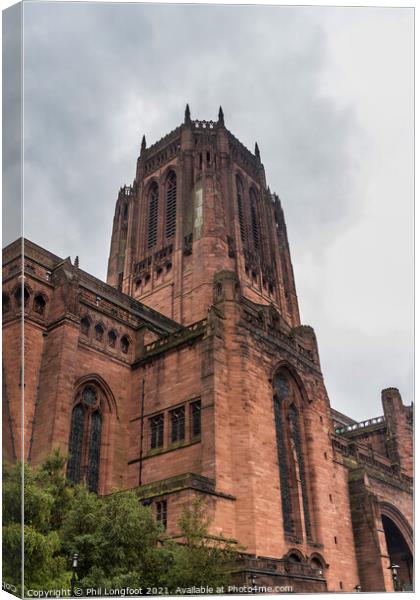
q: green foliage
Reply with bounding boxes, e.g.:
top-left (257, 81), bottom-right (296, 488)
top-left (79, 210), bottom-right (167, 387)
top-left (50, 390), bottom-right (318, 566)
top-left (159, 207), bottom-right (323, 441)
top-left (164, 497), bottom-right (237, 592)
top-left (2, 453), bottom-right (71, 595)
top-left (2, 454), bottom-right (236, 597)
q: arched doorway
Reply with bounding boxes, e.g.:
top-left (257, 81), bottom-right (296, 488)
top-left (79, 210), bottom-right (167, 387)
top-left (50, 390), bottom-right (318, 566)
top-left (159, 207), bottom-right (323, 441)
top-left (381, 515), bottom-right (413, 590)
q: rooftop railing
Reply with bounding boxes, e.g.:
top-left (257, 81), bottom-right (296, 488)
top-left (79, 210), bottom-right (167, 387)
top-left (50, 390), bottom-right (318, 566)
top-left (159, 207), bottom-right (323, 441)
top-left (335, 415), bottom-right (385, 435)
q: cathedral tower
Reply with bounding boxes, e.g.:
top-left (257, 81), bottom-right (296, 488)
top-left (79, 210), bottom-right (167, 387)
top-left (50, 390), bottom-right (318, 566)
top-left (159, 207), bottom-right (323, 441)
top-left (107, 106), bottom-right (300, 326)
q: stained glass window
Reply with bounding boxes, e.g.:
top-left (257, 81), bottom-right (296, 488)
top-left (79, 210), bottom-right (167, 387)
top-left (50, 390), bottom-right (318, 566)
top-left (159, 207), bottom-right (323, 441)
top-left (275, 375), bottom-right (289, 399)
top-left (67, 385), bottom-right (103, 494)
top-left (67, 404), bottom-right (85, 484)
top-left (273, 396), bottom-right (293, 536)
top-left (289, 404), bottom-right (312, 540)
top-left (87, 411), bottom-right (102, 493)
top-left (83, 387), bottom-right (97, 407)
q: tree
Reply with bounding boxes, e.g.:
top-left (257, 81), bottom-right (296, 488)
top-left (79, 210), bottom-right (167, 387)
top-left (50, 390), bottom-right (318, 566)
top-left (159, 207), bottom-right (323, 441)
top-left (3, 455), bottom-right (237, 597)
top-left (163, 496), bottom-right (237, 593)
top-left (2, 454), bottom-right (71, 596)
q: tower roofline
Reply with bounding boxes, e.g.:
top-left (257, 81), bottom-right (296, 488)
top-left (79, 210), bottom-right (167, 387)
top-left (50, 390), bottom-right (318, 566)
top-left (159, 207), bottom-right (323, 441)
top-left (140, 106), bottom-right (262, 174)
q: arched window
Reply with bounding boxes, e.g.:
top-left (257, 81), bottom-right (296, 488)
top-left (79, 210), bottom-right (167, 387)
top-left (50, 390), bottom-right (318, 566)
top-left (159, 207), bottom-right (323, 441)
top-left (165, 172), bottom-right (177, 239)
top-left (15, 285), bottom-right (30, 308)
top-left (147, 182), bottom-right (159, 249)
top-left (94, 323), bottom-right (104, 342)
top-left (273, 371), bottom-right (312, 542)
top-left (34, 294), bottom-right (46, 316)
top-left (236, 176), bottom-right (246, 242)
top-left (66, 385), bottom-right (103, 493)
top-left (250, 188), bottom-right (260, 252)
top-left (80, 317), bottom-right (90, 336)
top-left (121, 335), bottom-right (130, 354)
top-left (2, 293), bottom-right (10, 315)
top-left (108, 330), bottom-right (117, 348)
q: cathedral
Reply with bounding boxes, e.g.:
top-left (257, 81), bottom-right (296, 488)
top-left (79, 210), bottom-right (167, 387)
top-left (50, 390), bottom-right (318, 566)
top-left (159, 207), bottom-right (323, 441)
top-left (2, 106), bottom-right (413, 593)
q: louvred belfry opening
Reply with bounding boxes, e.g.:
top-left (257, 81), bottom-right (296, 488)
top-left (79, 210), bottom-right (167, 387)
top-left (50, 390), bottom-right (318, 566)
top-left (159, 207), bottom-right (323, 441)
top-left (147, 183), bottom-right (159, 249)
top-left (165, 171), bottom-right (177, 239)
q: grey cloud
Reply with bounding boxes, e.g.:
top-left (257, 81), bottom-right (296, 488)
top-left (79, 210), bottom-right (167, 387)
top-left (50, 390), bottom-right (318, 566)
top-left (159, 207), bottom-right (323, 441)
top-left (3, 3), bottom-right (412, 420)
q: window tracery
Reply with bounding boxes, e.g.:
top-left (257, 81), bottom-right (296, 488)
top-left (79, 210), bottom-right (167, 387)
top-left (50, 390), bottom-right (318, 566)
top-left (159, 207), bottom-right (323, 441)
top-left (66, 384), bottom-right (103, 493)
top-left (273, 371), bottom-right (312, 541)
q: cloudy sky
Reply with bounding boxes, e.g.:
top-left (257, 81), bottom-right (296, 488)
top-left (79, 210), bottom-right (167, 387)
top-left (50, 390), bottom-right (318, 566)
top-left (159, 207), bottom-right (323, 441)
top-left (5, 2), bottom-right (413, 420)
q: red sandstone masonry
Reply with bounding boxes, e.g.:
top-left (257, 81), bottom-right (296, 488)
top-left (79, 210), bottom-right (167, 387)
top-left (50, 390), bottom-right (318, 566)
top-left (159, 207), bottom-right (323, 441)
top-left (2, 112), bottom-right (413, 593)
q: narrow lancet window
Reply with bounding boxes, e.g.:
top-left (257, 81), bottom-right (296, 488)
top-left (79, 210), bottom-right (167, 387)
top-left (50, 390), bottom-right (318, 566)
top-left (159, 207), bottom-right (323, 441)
top-left (67, 404), bottom-right (85, 485)
top-left (66, 384), bottom-right (103, 494)
top-left (250, 189), bottom-right (260, 252)
top-left (273, 371), bottom-right (312, 542)
top-left (147, 183), bottom-right (159, 249)
top-left (165, 172), bottom-right (177, 239)
top-left (236, 176), bottom-right (246, 242)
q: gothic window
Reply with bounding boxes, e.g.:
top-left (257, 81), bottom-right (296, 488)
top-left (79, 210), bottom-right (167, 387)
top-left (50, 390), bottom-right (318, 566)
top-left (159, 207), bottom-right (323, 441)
top-left (67, 404), bottom-right (85, 485)
top-left (170, 407), bottom-right (185, 443)
top-left (273, 371), bottom-right (312, 541)
top-left (150, 414), bottom-right (164, 449)
top-left (15, 285), bottom-right (30, 308)
top-left (117, 272), bottom-right (124, 292)
top-left (66, 385), bottom-right (103, 494)
top-left (120, 335), bottom-right (130, 354)
top-left (81, 317), bottom-right (90, 336)
top-left (123, 204), bottom-right (128, 221)
top-left (289, 403), bottom-right (312, 540)
top-left (273, 377), bottom-right (293, 537)
top-left (250, 189), bottom-right (260, 252)
top-left (147, 182), bottom-right (159, 249)
top-left (33, 294), bottom-right (46, 316)
top-left (87, 411), bottom-right (102, 493)
top-left (156, 499), bottom-right (167, 529)
top-left (236, 176), bottom-right (246, 242)
top-left (191, 400), bottom-right (201, 438)
top-left (2, 293), bottom-right (10, 315)
top-left (108, 330), bottom-right (117, 348)
top-left (95, 323), bottom-right (104, 342)
top-left (165, 172), bottom-right (177, 239)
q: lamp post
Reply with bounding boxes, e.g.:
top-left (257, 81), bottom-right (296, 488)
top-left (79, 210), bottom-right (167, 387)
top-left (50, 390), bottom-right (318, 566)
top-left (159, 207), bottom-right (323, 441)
top-left (388, 563), bottom-right (400, 591)
top-left (70, 553), bottom-right (79, 597)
